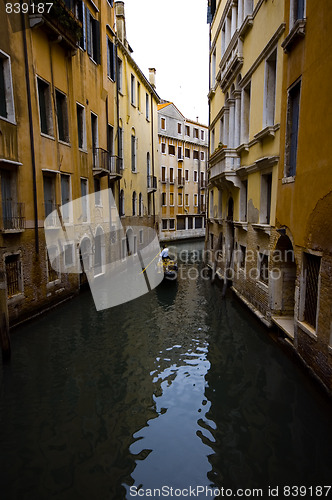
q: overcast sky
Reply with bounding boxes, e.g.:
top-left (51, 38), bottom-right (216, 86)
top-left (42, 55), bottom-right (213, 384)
top-left (123, 0), bottom-right (210, 125)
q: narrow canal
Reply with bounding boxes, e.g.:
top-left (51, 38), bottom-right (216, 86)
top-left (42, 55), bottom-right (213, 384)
top-left (0, 240), bottom-right (331, 499)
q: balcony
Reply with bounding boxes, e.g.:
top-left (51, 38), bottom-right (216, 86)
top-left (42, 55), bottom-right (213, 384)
top-left (29, 0), bottom-right (82, 53)
top-left (147, 175), bottom-right (157, 193)
top-left (177, 177), bottom-right (185, 187)
top-left (200, 179), bottom-right (207, 189)
top-left (93, 148), bottom-right (123, 180)
top-left (209, 148), bottom-right (241, 187)
top-left (0, 202), bottom-right (25, 233)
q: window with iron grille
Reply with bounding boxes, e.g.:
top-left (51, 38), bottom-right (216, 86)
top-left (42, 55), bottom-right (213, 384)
top-left (5, 254), bottom-right (22, 297)
top-left (259, 253), bottom-right (269, 284)
top-left (303, 253), bottom-right (321, 328)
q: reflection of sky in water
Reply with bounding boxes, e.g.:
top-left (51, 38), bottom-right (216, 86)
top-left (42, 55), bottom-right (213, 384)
top-left (0, 239), bottom-right (331, 499)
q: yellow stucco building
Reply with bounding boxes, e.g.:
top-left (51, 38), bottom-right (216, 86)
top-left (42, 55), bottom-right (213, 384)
top-left (0, 0), bottom-right (159, 351)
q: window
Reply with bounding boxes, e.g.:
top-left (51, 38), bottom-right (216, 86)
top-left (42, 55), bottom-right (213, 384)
top-left (200, 151), bottom-right (205, 161)
top-left (81, 178), bottom-right (88, 222)
top-left (47, 246), bottom-right (59, 283)
top-left (302, 253), bottom-right (321, 329)
top-left (5, 254), bottom-right (22, 297)
top-left (161, 166), bottom-right (166, 183)
top-left (91, 113), bottom-right (98, 166)
top-left (194, 194), bottom-right (198, 206)
top-left (139, 229), bottom-right (143, 244)
top-left (259, 253), bottom-right (269, 284)
top-left (137, 81), bottom-right (141, 110)
top-left (201, 130), bottom-right (205, 141)
top-left (43, 174), bottom-right (56, 222)
top-left (0, 51), bottom-right (15, 122)
top-left (37, 77), bottom-right (53, 136)
top-left (161, 117), bottom-right (166, 130)
top-left (168, 144), bottom-right (175, 156)
top-left (211, 128), bottom-right (215, 151)
top-left (200, 194), bottom-right (205, 210)
top-left (61, 174), bottom-right (71, 223)
top-left (94, 178), bottom-right (101, 206)
top-left (94, 228), bottom-right (104, 275)
top-left (64, 243), bottom-right (75, 268)
top-left (195, 217), bottom-right (203, 229)
top-left (239, 245), bottom-right (246, 269)
top-left (162, 219), bottom-right (168, 230)
top-left (87, 9), bottom-right (101, 63)
top-left (177, 123), bottom-right (182, 134)
top-left (241, 82), bottom-right (251, 144)
top-left (107, 124), bottom-right (114, 155)
top-left (169, 219), bottom-right (175, 230)
top-left (290, 0), bottom-right (305, 27)
top-left (131, 133), bottom-right (136, 172)
top-left (55, 89), bottom-right (69, 143)
top-left (169, 168), bottom-right (174, 183)
top-left (240, 180), bottom-right (248, 221)
top-left (139, 193), bottom-right (143, 216)
top-left (185, 169), bottom-right (189, 181)
top-left (76, 103), bottom-right (86, 149)
top-left (107, 37), bottom-right (115, 80)
top-left (76, 1), bottom-right (86, 50)
top-left (264, 49), bottom-right (277, 127)
top-left (177, 216), bottom-right (185, 230)
top-left (161, 192), bottom-right (166, 206)
top-left (211, 49), bottom-right (216, 86)
top-left (169, 192), bottom-right (174, 206)
top-left (1, 170), bottom-right (24, 231)
top-left (285, 80), bottom-right (301, 177)
top-left (260, 173), bottom-right (272, 224)
top-left (178, 193), bottom-right (182, 206)
top-left (132, 191), bottom-right (137, 216)
top-left (185, 148), bottom-right (190, 158)
top-left (131, 74), bottom-right (135, 105)
top-left (194, 170), bottom-right (198, 182)
top-left (146, 93), bottom-right (149, 120)
top-left (209, 190), bottom-right (214, 218)
top-left (161, 142), bottom-right (166, 154)
top-left (178, 146), bottom-right (182, 160)
top-left (194, 128), bottom-right (199, 139)
top-left (117, 57), bottom-right (123, 91)
top-left (193, 150), bottom-right (199, 160)
top-left (185, 125), bottom-right (190, 136)
top-left (118, 126), bottom-right (123, 161)
top-left (185, 193), bottom-right (189, 206)
top-left (119, 189), bottom-right (124, 216)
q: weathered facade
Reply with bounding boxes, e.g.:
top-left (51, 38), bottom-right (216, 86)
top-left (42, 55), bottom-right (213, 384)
top-left (0, 0), bottom-right (159, 349)
top-left (158, 102), bottom-right (208, 241)
top-left (206, 0), bottom-right (332, 392)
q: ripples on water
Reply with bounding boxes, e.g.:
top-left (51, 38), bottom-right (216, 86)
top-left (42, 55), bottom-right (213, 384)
top-left (0, 240), bottom-right (331, 499)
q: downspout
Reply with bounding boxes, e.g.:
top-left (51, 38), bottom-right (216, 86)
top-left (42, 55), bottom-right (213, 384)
top-left (150, 93), bottom-right (156, 226)
top-left (22, 12), bottom-right (39, 254)
top-left (115, 42), bottom-right (121, 210)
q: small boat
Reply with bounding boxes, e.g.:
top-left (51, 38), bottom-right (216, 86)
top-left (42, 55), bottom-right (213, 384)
top-left (157, 258), bottom-right (178, 280)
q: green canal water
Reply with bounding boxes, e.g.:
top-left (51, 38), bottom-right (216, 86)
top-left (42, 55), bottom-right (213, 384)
top-left (0, 240), bottom-right (331, 499)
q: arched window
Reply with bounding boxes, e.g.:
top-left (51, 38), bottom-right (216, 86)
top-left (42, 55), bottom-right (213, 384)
top-left (139, 193), bottom-right (143, 216)
top-left (132, 191), bottom-right (137, 216)
top-left (131, 129), bottom-right (136, 172)
top-left (119, 189), bottom-right (124, 216)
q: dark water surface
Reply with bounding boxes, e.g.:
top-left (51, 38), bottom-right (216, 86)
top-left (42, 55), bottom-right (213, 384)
top-left (0, 240), bottom-right (331, 499)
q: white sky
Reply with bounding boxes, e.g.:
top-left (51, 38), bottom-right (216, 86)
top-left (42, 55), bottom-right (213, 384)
top-left (123, 0), bottom-right (210, 125)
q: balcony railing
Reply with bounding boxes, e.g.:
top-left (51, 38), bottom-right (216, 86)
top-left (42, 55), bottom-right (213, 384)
top-left (147, 175), bottom-right (157, 192)
top-left (93, 148), bottom-right (123, 180)
top-left (29, 0), bottom-right (82, 52)
top-left (0, 202), bottom-right (25, 232)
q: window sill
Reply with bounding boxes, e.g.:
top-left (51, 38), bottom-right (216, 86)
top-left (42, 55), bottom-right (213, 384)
top-left (58, 139), bottom-right (71, 147)
top-left (7, 292), bottom-right (24, 304)
top-left (282, 175), bottom-right (295, 184)
top-left (297, 320), bottom-right (317, 341)
top-left (79, 148), bottom-right (88, 154)
top-left (252, 223), bottom-right (271, 235)
top-left (41, 132), bottom-right (55, 141)
top-left (254, 124), bottom-right (280, 142)
top-left (282, 19), bottom-right (306, 53)
top-left (0, 115), bottom-right (16, 125)
top-left (233, 221), bottom-right (248, 230)
top-left (89, 57), bottom-right (98, 66)
top-left (46, 279), bottom-right (61, 289)
top-left (0, 228), bottom-right (25, 234)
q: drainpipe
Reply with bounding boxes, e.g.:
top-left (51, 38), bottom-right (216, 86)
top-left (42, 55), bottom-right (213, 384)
top-left (115, 42), bottom-right (121, 210)
top-left (150, 93), bottom-right (156, 226)
top-left (22, 11), bottom-right (39, 254)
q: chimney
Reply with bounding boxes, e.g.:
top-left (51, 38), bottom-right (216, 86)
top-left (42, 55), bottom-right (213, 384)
top-left (115, 1), bottom-right (126, 45)
top-left (149, 68), bottom-right (156, 89)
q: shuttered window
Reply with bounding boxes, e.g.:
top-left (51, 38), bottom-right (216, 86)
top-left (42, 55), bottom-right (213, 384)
top-left (0, 58), bottom-right (7, 118)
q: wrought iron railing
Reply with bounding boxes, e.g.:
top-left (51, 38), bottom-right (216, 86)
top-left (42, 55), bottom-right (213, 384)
top-left (93, 148), bottom-right (123, 177)
top-left (147, 175), bottom-right (157, 191)
top-left (1, 202), bottom-right (25, 231)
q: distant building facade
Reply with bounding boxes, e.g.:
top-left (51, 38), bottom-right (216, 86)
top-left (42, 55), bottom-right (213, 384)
top-left (0, 0), bottom-right (159, 341)
top-left (158, 102), bottom-right (208, 241)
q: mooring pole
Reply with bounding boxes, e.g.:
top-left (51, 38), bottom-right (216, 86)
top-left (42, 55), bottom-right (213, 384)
top-left (0, 272), bottom-right (11, 362)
